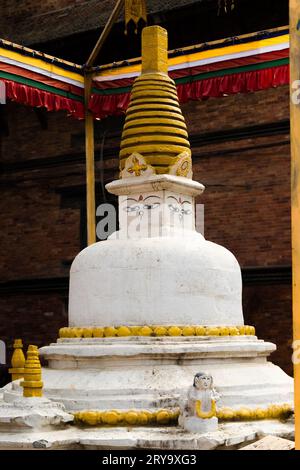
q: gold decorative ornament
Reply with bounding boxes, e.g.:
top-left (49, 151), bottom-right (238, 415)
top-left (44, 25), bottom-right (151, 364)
top-left (206, 327), bottom-right (221, 336)
top-left (59, 325), bottom-right (256, 339)
top-left (9, 339), bottom-right (25, 381)
top-left (104, 326), bottom-right (118, 337)
top-left (154, 326), bottom-right (168, 336)
top-left (120, 26), bottom-right (192, 178)
top-left (196, 400), bottom-right (217, 419)
top-left (169, 152), bottom-right (193, 178)
top-left (218, 0), bottom-right (236, 15)
top-left (93, 328), bottom-right (104, 338)
top-left (125, 0), bottom-right (147, 35)
top-left (182, 326), bottom-right (196, 336)
top-left (21, 345), bottom-right (43, 398)
top-left (82, 328), bottom-right (93, 338)
top-left (102, 411), bottom-right (120, 425)
top-left (138, 326), bottom-right (153, 336)
top-left (74, 408), bottom-right (180, 427)
top-left (117, 326), bottom-right (132, 337)
top-left (217, 403), bottom-right (293, 422)
top-left (127, 156), bottom-right (148, 176)
top-left (195, 326), bottom-right (206, 336)
top-left (168, 326), bottom-right (182, 337)
top-left (73, 403), bottom-right (292, 427)
top-left (121, 153), bottom-right (155, 179)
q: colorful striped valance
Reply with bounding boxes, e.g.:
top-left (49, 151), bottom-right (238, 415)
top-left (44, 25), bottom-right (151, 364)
top-left (0, 39), bottom-right (85, 118)
top-left (90, 27), bottom-right (289, 119)
top-left (0, 27), bottom-right (290, 120)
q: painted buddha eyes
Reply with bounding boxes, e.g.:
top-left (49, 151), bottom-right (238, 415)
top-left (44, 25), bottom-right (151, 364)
top-left (143, 203), bottom-right (160, 210)
top-left (125, 203), bottom-right (160, 213)
top-left (168, 203), bottom-right (180, 213)
top-left (125, 205), bottom-right (140, 213)
top-left (168, 204), bottom-right (192, 216)
top-left (182, 208), bottom-right (192, 215)
top-left (123, 196), bottom-right (192, 221)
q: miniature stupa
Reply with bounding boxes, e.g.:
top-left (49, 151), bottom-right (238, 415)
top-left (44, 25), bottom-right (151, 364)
top-left (0, 26), bottom-right (294, 450)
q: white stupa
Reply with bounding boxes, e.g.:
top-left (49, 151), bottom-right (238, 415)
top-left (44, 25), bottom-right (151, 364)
top-left (0, 26), bottom-right (293, 450)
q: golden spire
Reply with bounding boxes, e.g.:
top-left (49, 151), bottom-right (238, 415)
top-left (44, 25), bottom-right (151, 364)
top-left (9, 339), bottom-right (25, 381)
top-left (120, 26), bottom-right (192, 179)
top-left (21, 345), bottom-right (43, 398)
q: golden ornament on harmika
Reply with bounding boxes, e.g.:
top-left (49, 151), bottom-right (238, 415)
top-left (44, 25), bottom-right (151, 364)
top-left (21, 345), bottom-right (43, 398)
top-left (9, 339), bottom-right (25, 381)
top-left (120, 26), bottom-right (192, 179)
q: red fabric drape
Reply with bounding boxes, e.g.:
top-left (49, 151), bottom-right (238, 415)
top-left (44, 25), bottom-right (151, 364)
top-left (89, 65), bottom-right (289, 119)
top-left (89, 92), bottom-right (131, 119)
top-left (2, 65), bottom-right (289, 120)
top-left (3, 80), bottom-right (84, 119)
top-left (177, 65), bottom-right (290, 102)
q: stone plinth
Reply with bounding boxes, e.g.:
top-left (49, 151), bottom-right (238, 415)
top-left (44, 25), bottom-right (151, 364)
top-left (17, 336), bottom-right (290, 413)
top-left (0, 395), bottom-right (73, 432)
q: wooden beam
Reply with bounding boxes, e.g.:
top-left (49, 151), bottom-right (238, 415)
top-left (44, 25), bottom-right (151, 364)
top-left (91, 24), bottom-right (289, 73)
top-left (84, 73), bottom-right (96, 246)
top-left (86, 0), bottom-right (125, 68)
top-left (290, 0), bottom-right (300, 451)
top-left (84, 0), bottom-right (125, 245)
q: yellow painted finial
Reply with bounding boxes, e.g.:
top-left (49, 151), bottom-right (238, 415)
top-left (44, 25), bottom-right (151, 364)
top-left (142, 26), bottom-right (168, 75)
top-left (21, 345), bottom-right (43, 398)
top-left (9, 339), bottom-right (25, 381)
top-left (120, 26), bottom-right (192, 179)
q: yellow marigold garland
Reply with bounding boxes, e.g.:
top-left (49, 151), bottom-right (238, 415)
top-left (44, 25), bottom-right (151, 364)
top-left (73, 403), bottom-right (293, 427)
top-left (59, 325), bottom-right (256, 339)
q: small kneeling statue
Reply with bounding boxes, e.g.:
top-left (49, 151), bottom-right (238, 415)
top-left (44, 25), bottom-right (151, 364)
top-left (180, 372), bottom-right (220, 433)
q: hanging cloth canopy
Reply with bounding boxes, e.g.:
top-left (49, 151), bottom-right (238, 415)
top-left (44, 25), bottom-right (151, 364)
top-left (0, 26), bottom-right (289, 120)
top-left (0, 38), bottom-right (85, 118)
top-left (90, 26), bottom-right (289, 119)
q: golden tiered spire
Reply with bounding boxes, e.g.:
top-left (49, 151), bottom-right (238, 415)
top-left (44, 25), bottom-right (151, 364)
top-left (9, 339), bottom-right (25, 381)
top-left (21, 345), bottom-right (43, 398)
top-left (120, 26), bottom-right (192, 179)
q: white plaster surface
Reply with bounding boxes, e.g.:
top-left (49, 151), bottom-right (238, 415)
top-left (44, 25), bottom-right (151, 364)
top-left (0, 396), bottom-right (73, 431)
top-left (28, 337), bottom-right (294, 412)
top-left (69, 236), bottom-right (244, 327)
top-left (183, 417), bottom-right (218, 433)
top-left (0, 419), bottom-right (294, 450)
top-left (106, 174), bottom-right (205, 197)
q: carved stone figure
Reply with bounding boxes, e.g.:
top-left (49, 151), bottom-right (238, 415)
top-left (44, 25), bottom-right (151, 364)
top-left (180, 372), bottom-right (220, 433)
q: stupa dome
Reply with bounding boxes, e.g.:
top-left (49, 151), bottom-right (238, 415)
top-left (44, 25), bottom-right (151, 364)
top-left (69, 234), bottom-right (243, 328)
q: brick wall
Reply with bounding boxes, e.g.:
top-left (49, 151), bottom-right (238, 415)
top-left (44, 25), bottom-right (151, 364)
top-left (0, 86), bottom-right (293, 376)
top-left (0, 291), bottom-right (68, 356)
top-left (243, 284), bottom-right (293, 376)
top-left (184, 86), bottom-right (291, 268)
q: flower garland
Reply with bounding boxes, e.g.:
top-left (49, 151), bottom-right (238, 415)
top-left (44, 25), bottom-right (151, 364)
top-left (195, 400), bottom-right (217, 419)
